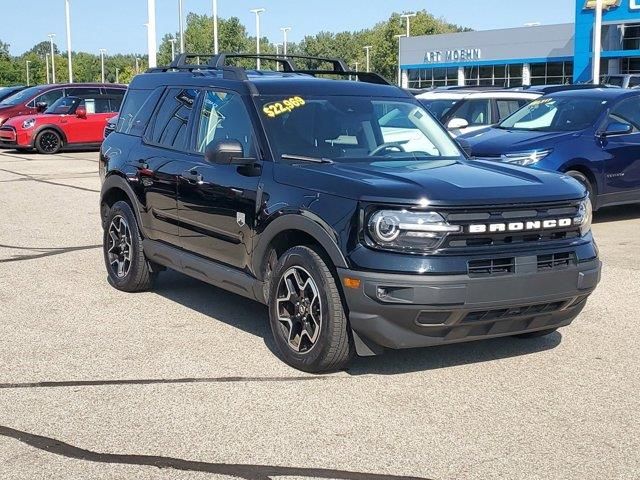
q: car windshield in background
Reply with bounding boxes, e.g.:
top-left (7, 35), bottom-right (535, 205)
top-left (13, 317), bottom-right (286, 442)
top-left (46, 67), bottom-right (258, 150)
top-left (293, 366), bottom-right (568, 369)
top-left (257, 95), bottom-right (461, 162)
top-left (603, 76), bottom-right (624, 87)
top-left (45, 96), bottom-right (81, 115)
top-left (0, 86), bottom-right (45, 106)
top-left (499, 96), bottom-right (607, 132)
top-left (418, 98), bottom-right (460, 120)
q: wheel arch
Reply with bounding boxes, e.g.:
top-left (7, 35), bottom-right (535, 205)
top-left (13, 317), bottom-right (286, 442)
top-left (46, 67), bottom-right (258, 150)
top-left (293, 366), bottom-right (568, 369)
top-left (33, 124), bottom-right (67, 146)
top-left (561, 163), bottom-right (599, 203)
top-left (100, 174), bottom-right (143, 230)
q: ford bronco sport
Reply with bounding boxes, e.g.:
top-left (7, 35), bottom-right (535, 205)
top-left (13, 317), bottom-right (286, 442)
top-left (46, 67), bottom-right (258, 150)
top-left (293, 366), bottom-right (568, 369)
top-left (99, 54), bottom-right (601, 372)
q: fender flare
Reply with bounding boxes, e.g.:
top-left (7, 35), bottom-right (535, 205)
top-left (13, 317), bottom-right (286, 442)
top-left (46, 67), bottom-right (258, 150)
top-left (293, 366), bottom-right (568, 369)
top-left (100, 173), bottom-right (144, 228)
top-left (252, 213), bottom-right (349, 275)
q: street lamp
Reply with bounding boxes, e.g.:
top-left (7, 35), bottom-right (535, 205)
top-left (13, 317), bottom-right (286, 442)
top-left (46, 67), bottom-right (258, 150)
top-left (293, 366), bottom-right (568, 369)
top-left (280, 26), bottom-right (291, 56)
top-left (250, 8), bottom-right (266, 69)
top-left (45, 54), bottom-right (50, 83)
top-left (178, 0), bottom-right (185, 54)
top-left (65, 0), bottom-right (73, 82)
top-left (364, 45), bottom-right (372, 72)
top-left (394, 34), bottom-right (406, 86)
top-left (48, 33), bottom-right (56, 83)
top-left (99, 49), bottom-right (107, 83)
top-left (400, 12), bottom-right (416, 37)
top-left (169, 37), bottom-right (177, 61)
top-left (26, 60), bottom-right (31, 86)
top-left (147, 0), bottom-right (157, 68)
top-left (593, 0), bottom-right (603, 84)
top-left (116, 68), bottom-right (120, 84)
top-left (135, 57), bottom-right (140, 74)
top-left (213, 0), bottom-right (219, 54)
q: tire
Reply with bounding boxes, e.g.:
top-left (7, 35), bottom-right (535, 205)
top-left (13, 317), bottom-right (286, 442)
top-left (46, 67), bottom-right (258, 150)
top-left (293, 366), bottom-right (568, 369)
top-left (514, 328), bottom-right (558, 339)
top-left (268, 246), bottom-right (354, 373)
top-left (34, 129), bottom-right (63, 154)
top-left (103, 200), bottom-right (156, 292)
top-left (566, 170), bottom-right (594, 202)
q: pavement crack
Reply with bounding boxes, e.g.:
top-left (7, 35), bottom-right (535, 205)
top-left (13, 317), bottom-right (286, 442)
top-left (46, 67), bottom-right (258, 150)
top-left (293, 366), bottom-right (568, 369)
top-left (0, 168), bottom-right (99, 193)
top-left (0, 425), bottom-right (430, 480)
top-left (0, 244), bottom-right (102, 263)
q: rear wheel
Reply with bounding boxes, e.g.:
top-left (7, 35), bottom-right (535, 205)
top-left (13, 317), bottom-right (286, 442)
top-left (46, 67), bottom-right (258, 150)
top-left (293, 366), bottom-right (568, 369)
top-left (566, 170), bottom-right (594, 202)
top-left (103, 200), bottom-right (156, 292)
top-left (34, 129), bottom-right (62, 154)
top-left (268, 246), bottom-right (354, 373)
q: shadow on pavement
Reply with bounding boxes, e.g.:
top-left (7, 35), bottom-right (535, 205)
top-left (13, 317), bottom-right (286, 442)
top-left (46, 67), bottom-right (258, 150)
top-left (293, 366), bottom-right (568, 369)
top-left (154, 271), bottom-right (562, 376)
top-left (593, 203), bottom-right (640, 224)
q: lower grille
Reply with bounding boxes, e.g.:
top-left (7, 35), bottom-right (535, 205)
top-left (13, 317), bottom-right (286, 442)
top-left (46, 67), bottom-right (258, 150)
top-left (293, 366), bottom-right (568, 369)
top-left (462, 301), bottom-right (567, 324)
top-left (537, 252), bottom-right (573, 271)
top-left (468, 257), bottom-right (515, 276)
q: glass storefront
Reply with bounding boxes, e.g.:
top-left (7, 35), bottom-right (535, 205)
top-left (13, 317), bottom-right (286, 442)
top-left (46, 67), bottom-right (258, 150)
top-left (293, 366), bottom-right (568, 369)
top-left (464, 64), bottom-right (523, 87)
top-left (530, 61), bottom-right (573, 85)
top-left (408, 67), bottom-right (459, 88)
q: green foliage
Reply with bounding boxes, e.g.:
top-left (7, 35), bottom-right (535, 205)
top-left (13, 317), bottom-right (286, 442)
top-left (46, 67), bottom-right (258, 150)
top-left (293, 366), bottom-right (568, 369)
top-left (0, 10), bottom-right (467, 86)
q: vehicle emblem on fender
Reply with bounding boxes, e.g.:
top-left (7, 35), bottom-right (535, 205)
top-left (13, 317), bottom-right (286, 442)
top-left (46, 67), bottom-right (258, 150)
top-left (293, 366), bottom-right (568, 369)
top-left (237, 212), bottom-right (246, 227)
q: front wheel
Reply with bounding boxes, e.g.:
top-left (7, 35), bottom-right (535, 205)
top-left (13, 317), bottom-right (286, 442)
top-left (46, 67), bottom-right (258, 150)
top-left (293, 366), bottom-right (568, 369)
top-left (103, 200), bottom-right (156, 292)
top-left (34, 129), bottom-right (62, 154)
top-left (268, 246), bottom-right (354, 373)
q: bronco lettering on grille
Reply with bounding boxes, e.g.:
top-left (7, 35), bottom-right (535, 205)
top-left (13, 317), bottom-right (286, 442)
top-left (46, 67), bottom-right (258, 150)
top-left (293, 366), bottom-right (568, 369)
top-left (468, 218), bottom-right (572, 234)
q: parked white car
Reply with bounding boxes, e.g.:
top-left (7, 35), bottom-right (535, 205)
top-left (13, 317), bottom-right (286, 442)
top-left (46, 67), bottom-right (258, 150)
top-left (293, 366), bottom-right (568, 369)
top-left (416, 89), bottom-right (542, 137)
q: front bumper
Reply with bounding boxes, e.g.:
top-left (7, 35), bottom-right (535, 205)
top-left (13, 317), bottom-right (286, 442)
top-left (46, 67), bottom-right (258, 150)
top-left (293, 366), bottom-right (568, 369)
top-left (338, 257), bottom-right (601, 353)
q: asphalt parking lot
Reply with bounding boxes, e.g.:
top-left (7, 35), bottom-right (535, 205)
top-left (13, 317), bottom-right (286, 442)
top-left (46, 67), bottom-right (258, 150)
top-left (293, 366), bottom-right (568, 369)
top-left (0, 148), bottom-right (638, 480)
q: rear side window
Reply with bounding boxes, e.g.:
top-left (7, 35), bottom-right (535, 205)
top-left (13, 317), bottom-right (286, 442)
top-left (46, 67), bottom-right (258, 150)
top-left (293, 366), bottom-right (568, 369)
top-left (66, 87), bottom-right (102, 97)
top-left (116, 88), bottom-right (162, 136)
top-left (449, 99), bottom-right (491, 126)
top-left (149, 88), bottom-right (197, 149)
top-left (496, 99), bottom-right (528, 122)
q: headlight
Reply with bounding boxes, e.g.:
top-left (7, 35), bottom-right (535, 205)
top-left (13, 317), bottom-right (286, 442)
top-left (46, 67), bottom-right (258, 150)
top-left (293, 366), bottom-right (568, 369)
top-left (501, 149), bottom-right (553, 166)
top-left (22, 118), bottom-right (36, 129)
top-left (367, 210), bottom-right (461, 252)
top-left (573, 198), bottom-right (592, 236)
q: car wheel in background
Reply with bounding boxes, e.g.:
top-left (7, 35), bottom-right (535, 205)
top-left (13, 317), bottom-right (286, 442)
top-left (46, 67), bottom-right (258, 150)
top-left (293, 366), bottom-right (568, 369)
top-left (34, 129), bottom-right (63, 154)
top-left (268, 246), bottom-right (354, 373)
top-left (103, 200), bottom-right (156, 292)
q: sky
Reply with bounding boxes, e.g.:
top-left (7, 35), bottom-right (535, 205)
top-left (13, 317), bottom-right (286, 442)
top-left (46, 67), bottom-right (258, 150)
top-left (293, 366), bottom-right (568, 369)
top-left (2, 0), bottom-right (576, 56)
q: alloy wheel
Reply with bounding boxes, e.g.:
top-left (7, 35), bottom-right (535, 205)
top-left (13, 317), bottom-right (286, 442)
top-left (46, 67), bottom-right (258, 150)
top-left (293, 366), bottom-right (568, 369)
top-left (107, 215), bottom-right (133, 278)
top-left (39, 132), bottom-right (60, 153)
top-left (276, 266), bottom-right (322, 353)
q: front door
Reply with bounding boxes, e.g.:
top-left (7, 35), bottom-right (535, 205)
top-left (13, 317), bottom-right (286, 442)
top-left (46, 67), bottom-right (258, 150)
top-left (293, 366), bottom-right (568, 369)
top-left (177, 89), bottom-right (262, 271)
top-left (601, 96), bottom-right (640, 200)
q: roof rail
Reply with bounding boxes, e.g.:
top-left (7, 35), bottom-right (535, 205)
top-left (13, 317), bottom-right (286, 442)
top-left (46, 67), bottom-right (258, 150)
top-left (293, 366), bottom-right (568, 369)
top-left (148, 52), bottom-right (391, 86)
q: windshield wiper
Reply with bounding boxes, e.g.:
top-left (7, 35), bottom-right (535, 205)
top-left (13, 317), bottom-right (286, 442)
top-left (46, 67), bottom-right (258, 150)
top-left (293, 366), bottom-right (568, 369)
top-left (281, 154), bottom-right (334, 164)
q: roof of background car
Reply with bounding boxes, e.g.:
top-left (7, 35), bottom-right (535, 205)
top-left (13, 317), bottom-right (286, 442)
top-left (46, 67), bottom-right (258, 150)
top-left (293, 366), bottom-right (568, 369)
top-left (545, 87), bottom-right (638, 99)
top-left (129, 71), bottom-right (411, 98)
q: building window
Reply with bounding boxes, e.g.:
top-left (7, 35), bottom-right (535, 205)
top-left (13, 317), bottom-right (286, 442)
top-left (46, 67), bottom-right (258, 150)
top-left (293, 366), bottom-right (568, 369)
top-left (407, 67), bottom-right (458, 88)
top-left (463, 64), bottom-right (523, 87)
top-left (530, 61), bottom-right (573, 85)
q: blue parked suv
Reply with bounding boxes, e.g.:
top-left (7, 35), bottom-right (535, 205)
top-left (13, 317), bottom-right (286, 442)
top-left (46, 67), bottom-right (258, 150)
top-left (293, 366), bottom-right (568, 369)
top-left (460, 88), bottom-right (640, 210)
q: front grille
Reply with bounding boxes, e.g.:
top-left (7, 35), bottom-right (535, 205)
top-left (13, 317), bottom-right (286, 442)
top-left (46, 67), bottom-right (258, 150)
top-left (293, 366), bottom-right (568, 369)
top-left (468, 257), bottom-right (515, 276)
top-left (440, 201), bottom-right (581, 251)
top-left (537, 252), bottom-right (574, 271)
top-left (462, 301), bottom-right (567, 324)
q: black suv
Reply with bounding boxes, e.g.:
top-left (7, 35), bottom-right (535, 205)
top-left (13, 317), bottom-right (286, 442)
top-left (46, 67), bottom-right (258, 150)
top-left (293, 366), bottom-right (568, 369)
top-left (99, 54), bottom-right (601, 372)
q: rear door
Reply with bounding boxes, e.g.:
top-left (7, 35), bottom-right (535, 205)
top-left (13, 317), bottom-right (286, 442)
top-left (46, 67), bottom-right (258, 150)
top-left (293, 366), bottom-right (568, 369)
top-left (601, 96), bottom-right (640, 199)
top-left (177, 89), bottom-right (262, 270)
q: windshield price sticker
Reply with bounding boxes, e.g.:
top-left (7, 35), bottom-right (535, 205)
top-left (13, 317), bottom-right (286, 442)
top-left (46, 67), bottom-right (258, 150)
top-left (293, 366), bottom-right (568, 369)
top-left (263, 97), bottom-right (306, 118)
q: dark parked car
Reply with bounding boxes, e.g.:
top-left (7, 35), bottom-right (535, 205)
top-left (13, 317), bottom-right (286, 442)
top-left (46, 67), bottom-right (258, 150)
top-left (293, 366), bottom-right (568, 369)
top-left (460, 88), bottom-right (640, 210)
top-left (99, 53), bottom-right (600, 372)
top-left (0, 83), bottom-right (126, 126)
top-left (0, 86), bottom-right (27, 103)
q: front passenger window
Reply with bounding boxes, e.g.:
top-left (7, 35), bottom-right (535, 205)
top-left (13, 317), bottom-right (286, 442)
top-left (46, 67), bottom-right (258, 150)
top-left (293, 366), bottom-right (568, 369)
top-left (609, 97), bottom-right (640, 132)
top-left (33, 89), bottom-right (64, 108)
top-left (195, 90), bottom-right (255, 156)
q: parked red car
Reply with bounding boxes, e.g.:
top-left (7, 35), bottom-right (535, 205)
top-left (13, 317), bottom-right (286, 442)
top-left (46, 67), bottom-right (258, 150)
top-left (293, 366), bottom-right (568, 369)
top-left (0, 93), bottom-right (124, 153)
top-left (0, 83), bottom-right (126, 126)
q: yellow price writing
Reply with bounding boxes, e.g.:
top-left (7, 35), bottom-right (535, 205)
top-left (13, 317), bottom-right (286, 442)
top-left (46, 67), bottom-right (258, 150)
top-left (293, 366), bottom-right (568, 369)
top-left (262, 96), bottom-right (306, 118)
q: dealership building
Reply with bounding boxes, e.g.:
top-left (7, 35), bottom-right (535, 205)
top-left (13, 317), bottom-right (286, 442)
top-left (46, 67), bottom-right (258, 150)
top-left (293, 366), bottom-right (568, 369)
top-left (400, 0), bottom-right (640, 88)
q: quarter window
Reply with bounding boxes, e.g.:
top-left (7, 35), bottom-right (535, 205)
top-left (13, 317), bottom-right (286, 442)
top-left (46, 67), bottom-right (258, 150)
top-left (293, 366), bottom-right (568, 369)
top-left (149, 88), bottom-right (197, 149)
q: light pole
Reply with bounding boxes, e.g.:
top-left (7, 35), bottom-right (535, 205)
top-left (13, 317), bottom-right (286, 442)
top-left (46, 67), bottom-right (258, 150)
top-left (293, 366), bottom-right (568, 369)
top-left (48, 33), bottom-right (56, 83)
top-left (213, 0), bottom-right (219, 54)
top-left (26, 60), bottom-right (31, 86)
top-left (116, 68), bottom-right (120, 84)
top-left (169, 37), bottom-right (177, 61)
top-left (45, 54), bottom-right (50, 84)
top-left (354, 62), bottom-right (359, 71)
top-left (280, 26), bottom-right (291, 56)
top-left (99, 49), bottom-right (107, 83)
top-left (178, 0), bottom-right (185, 54)
top-left (250, 8), bottom-right (266, 69)
top-left (593, 0), bottom-right (603, 84)
top-left (364, 45), bottom-right (372, 72)
top-left (65, 0), bottom-right (73, 82)
top-left (401, 12), bottom-right (416, 37)
top-left (394, 34), bottom-right (406, 86)
top-left (135, 57), bottom-right (140, 74)
top-left (147, 0), bottom-right (157, 68)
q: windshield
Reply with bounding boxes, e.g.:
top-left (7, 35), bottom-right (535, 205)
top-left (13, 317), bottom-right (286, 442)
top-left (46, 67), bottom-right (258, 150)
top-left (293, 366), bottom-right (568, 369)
top-left (498, 96), bottom-right (607, 132)
top-left (0, 86), bottom-right (45, 106)
top-left (258, 95), bottom-right (461, 162)
top-left (417, 98), bottom-right (460, 120)
top-left (45, 96), bottom-right (81, 115)
top-left (603, 76), bottom-right (624, 87)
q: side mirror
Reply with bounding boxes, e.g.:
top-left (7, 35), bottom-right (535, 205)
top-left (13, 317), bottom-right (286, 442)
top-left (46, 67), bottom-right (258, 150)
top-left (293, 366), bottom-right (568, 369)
top-left (35, 102), bottom-right (48, 112)
top-left (204, 139), bottom-right (252, 165)
top-left (447, 117), bottom-right (469, 130)
top-left (602, 121), bottom-right (632, 137)
top-left (76, 106), bottom-right (87, 119)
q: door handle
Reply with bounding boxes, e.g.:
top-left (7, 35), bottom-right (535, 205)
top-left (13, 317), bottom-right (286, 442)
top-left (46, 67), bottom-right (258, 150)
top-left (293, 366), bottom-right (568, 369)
top-left (181, 169), bottom-right (204, 185)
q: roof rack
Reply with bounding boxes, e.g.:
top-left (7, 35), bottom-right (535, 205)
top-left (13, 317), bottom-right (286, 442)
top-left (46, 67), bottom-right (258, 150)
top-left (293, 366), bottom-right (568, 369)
top-left (147, 52), bottom-right (391, 86)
